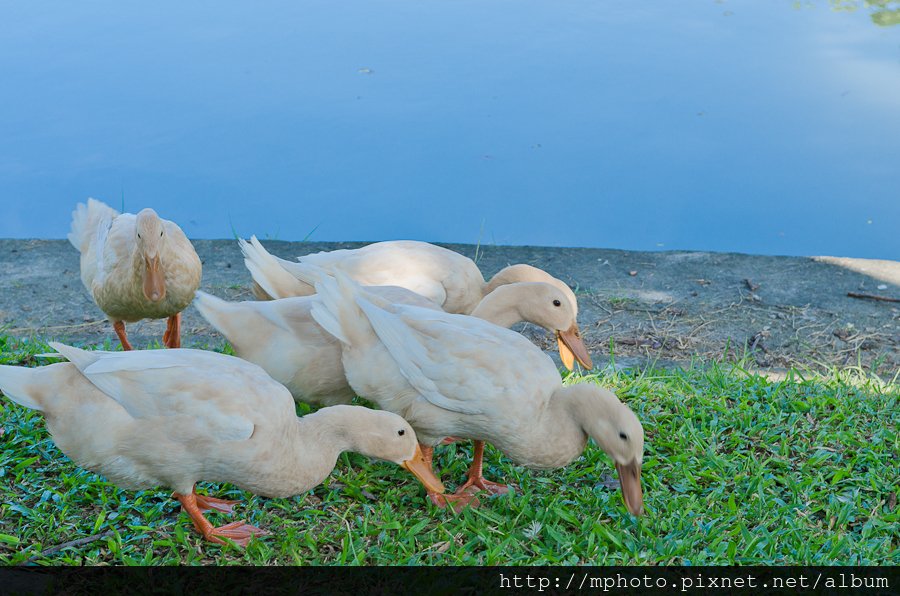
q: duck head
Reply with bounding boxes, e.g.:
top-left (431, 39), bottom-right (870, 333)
top-left (482, 265), bottom-right (592, 370)
top-left (567, 383), bottom-right (644, 515)
top-left (343, 408), bottom-right (446, 495)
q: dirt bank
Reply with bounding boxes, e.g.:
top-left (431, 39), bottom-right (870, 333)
top-left (1, 239), bottom-right (897, 376)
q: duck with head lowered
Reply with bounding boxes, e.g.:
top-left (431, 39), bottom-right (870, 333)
top-left (67, 198), bottom-right (202, 350)
top-left (307, 272), bottom-right (645, 515)
top-left (195, 271), bottom-right (593, 494)
top-left (0, 344), bottom-right (443, 546)
top-left (195, 274), bottom-right (592, 408)
top-left (240, 236), bottom-right (589, 366)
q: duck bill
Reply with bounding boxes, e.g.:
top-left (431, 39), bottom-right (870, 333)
top-left (143, 255), bottom-right (166, 302)
top-left (615, 460), bottom-right (643, 516)
top-left (557, 324), bottom-right (593, 370)
top-left (401, 444), bottom-right (445, 494)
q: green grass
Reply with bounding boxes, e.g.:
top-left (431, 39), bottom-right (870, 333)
top-left (0, 335), bottom-right (897, 565)
top-left (606, 296), bottom-right (637, 309)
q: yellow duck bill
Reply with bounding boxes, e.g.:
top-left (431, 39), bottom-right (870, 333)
top-left (557, 324), bottom-right (593, 370)
top-left (401, 444), bottom-right (446, 494)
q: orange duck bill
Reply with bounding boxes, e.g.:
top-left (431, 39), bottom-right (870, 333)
top-left (143, 255), bottom-right (166, 302)
top-left (557, 324), bottom-right (593, 370)
top-left (401, 444), bottom-right (446, 494)
top-left (615, 460), bottom-right (643, 516)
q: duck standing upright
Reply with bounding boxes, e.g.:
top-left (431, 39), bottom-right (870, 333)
top-left (309, 273), bottom-right (645, 514)
top-left (0, 344), bottom-right (443, 545)
top-left (67, 198), bottom-right (202, 350)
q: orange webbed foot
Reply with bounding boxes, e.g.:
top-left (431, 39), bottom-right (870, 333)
top-left (172, 490), bottom-right (239, 514)
top-left (194, 493), bottom-right (239, 515)
top-left (455, 475), bottom-right (512, 497)
top-left (206, 521), bottom-right (270, 547)
top-left (428, 489), bottom-right (481, 513)
top-left (175, 490), bottom-right (267, 548)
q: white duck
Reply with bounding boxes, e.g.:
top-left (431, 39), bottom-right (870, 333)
top-left (68, 198), bottom-right (202, 350)
top-left (194, 279), bottom-right (591, 408)
top-left (0, 344), bottom-right (442, 546)
top-left (241, 236), bottom-right (589, 369)
top-left (308, 273), bottom-right (645, 514)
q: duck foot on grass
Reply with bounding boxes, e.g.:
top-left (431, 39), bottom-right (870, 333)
top-left (175, 490), bottom-right (268, 547)
top-left (428, 490), bottom-right (481, 513)
top-left (193, 491), bottom-right (239, 515)
top-left (455, 440), bottom-right (512, 497)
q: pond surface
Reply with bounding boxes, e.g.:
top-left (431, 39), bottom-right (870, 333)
top-left (1, 1), bottom-right (898, 258)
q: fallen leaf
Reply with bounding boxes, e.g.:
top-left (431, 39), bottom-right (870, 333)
top-left (433, 541), bottom-right (451, 553)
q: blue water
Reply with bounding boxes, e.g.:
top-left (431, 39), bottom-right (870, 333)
top-left (1, 1), bottom-right (898, 258)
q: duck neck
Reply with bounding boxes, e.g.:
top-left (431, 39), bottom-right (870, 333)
top-left (469, 284), bottom-right (525, 328)
top-left (483, 264), bottom-right (555, 296)
top-left (294, 404), bottom-right (393, 463)
top-left (290, 407), bottom-right (360, 487)
top-left (511, 386), bottom-right (588, 469)
top-left (233, 406), bottom-right (393, 498)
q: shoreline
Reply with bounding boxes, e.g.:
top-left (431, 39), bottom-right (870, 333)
top-left (1, 238), bottom-right (897, 376)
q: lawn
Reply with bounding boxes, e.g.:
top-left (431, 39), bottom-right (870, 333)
top-left (0, 334), bottom-right (896, 565)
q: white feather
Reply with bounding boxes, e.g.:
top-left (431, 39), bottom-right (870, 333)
top-left (356, 296), bottom-right (483, 415)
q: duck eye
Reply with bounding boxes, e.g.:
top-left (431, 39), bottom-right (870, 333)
top-left (619, 432), bottom-right (628, 441)
top-left (137, 233), bottom-right (141, 239)
top-left (398, 429), bottom-right (405, 436)
top-left (553, 299), bottom-right (561, 307)
top-left (160, 230), bottom-right (164, 237)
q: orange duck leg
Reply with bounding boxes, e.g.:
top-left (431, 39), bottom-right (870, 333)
top-left (453, 441), bottom-right (511, 497)
top-left (417, 444), bottom-right (481, 513)
top-left (163, 313), bottom-right (182, 348)
top-left (174, 489), bottom-right (268, 547)
top-left (113, 321), bottom-right (134, 351)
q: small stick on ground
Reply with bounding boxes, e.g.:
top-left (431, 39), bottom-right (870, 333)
top-left (22, 530), bottom-right (116, 564)
top-left (847, 292), bottom-right (900, 304)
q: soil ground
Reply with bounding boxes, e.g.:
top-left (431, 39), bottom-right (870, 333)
top-left (1, 238), bottom-right (898, 377)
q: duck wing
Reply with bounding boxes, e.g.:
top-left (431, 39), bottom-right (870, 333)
top-left (363, 287), bottom-right (561, 411)
top-left (49, 343), bottom-right (286, 442)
